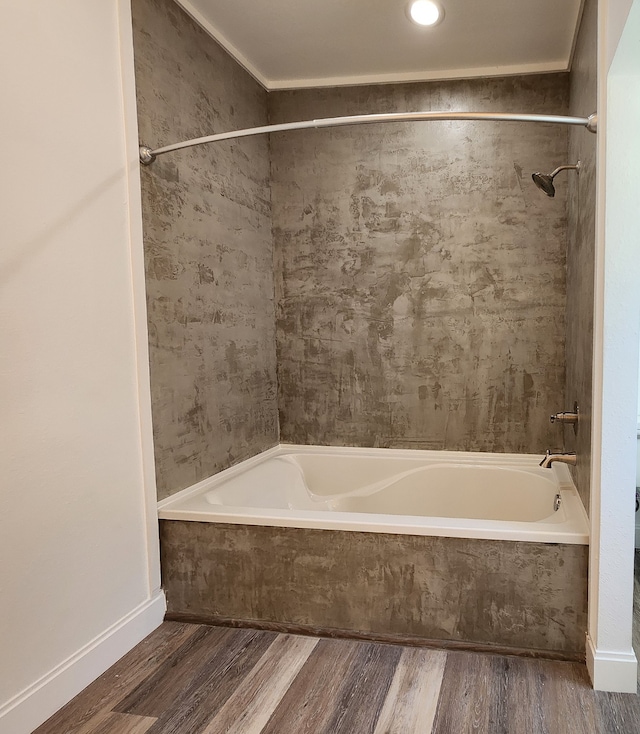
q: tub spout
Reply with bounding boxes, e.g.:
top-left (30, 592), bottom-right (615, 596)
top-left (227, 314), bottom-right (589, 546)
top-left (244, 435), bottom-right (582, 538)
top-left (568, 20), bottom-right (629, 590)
top-left (539, 450), bottom-right (577, 469)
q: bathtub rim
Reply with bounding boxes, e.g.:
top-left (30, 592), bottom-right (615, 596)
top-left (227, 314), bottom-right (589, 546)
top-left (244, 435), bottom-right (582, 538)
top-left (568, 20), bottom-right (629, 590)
top-left (157, 444), bottom-right (590, 545)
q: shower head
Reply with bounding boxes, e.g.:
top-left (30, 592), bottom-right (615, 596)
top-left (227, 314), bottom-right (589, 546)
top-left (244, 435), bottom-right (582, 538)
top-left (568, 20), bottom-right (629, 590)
top-left (532, 172), bottom-right (556, 197)
top-left (532, 161), bottom-right (581, 197)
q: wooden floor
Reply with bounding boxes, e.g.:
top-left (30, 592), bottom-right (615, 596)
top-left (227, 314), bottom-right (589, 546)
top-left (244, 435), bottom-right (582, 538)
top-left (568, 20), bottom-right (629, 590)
top-left (36, 619), bottom-right (640, 734)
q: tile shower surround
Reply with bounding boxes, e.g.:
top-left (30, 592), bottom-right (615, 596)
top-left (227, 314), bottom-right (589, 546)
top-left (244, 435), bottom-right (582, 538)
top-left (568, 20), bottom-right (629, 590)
top-left (132, 0), bottom-right (278, 500)
top-left (270, 76), bottom-right (569, 460)
top-left (133, 0), bottom-right (594, 516)
top-left (565, 0), bottom-right (597, 515)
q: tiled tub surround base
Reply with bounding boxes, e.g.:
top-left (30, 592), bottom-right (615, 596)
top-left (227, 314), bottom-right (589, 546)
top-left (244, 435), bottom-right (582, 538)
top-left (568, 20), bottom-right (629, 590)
top-left (159, 446), bottom-right (589, 659)
top-left (160, 523), bottom-right (588, 659)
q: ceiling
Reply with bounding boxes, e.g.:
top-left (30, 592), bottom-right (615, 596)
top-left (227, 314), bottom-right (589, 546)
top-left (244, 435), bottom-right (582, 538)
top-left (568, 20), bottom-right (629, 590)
top-left (174, 0), bottom-right (584, 90)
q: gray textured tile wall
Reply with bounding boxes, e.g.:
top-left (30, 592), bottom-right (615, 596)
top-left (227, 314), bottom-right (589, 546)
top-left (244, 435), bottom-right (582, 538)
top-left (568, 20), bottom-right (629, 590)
top-left (270, 77), bottom-right (569, 453)
top-left (133, 2), bottom-right (577, 495)
top-left (160, 521), bottom-right (588, 655)
top-left (132, 0), bottom-right (278, 500)
top-left (566, 0), bottom-right (597, 515)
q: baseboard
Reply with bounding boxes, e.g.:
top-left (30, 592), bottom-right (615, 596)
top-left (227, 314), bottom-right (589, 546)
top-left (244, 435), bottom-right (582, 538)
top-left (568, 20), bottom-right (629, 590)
top-left (165, 611), bottom-right (586, 663)
top-left (586, 634), bottom-right (638, 692)
top-left (0, 592), bottom-right (166, 734)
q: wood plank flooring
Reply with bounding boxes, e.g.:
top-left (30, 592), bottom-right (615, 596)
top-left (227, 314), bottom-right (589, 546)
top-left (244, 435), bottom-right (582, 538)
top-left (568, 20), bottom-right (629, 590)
top-left (35, 621), bottom-right (640, 734)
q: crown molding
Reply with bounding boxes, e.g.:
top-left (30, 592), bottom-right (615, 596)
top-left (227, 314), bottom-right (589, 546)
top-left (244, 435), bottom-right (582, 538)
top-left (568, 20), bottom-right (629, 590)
top-left (267, 61), bottom-right (570, 91)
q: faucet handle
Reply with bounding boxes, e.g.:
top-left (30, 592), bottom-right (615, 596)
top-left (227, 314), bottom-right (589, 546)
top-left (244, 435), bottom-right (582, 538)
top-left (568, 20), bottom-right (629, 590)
top-left (549, 403), bottom-right (579, 433)
top-left (550, 411), bottom-right (579, 424)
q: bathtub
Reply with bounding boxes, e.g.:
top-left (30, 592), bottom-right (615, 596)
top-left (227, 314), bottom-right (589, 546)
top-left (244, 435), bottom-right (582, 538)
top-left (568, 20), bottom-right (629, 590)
top-left (159, 445), bottom-right (589, 659)
top-left (158, 445), bottom-right (589, 544)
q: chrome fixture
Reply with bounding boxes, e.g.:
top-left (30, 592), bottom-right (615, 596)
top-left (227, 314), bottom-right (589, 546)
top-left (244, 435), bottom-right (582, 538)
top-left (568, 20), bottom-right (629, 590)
top-left (554, 493), bottom-right (562, 512)
top-left (550, 411), bottom-right (579, 425)
top-left (539, 450), bottom-right (577, 469)
top-left (139, 112), bottom-right (598, 165)
top-left (139, 146), bottom-right (156, 165)
top-left (532, 162), bottom-right (581, 198)
top-left (550, 402), bottom-right (579, 434)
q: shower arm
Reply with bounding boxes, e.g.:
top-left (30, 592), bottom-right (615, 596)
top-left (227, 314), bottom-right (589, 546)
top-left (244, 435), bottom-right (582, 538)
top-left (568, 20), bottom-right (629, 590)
top-left (139, 111), bottom-right (598, 164)
top-left (549, 163), bottom-right (581, 178)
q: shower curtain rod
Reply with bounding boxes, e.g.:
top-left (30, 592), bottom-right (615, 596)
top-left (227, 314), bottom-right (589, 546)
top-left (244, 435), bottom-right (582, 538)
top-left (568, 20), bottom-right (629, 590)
top-left (139, 110), bottom-right (598, 164)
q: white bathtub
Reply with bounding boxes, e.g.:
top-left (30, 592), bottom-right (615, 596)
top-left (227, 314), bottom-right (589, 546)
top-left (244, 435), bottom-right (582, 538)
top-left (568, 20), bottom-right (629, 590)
top-left (159, 445), bottom-right (589, 545)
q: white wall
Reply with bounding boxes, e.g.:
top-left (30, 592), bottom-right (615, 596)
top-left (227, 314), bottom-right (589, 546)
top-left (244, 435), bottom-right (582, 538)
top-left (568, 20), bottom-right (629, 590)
top-left (605, 0), bottom-right (634, 69)
top-left (0, 2), bottom-right (163, 732)
top-left (637, 339), bottom-right (640, 424)
top-left (587, 0), bottom-right (640, 692)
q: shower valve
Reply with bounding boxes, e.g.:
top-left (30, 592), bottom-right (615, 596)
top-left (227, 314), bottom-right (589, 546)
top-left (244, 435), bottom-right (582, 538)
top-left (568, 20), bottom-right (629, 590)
top-left (550, 411), bottom-right (579, 425)
top-left (549, 403), bottom-right (579, 433)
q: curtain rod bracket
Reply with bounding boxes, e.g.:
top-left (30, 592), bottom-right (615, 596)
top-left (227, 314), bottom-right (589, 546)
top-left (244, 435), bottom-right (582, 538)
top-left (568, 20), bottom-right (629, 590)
top-left (139, 145), bottom-right (156, 165)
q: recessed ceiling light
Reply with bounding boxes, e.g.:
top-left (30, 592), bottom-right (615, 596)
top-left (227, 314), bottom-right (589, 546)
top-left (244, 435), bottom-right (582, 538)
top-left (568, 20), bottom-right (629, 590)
top-left (408, 0), bottom-right (444, 27)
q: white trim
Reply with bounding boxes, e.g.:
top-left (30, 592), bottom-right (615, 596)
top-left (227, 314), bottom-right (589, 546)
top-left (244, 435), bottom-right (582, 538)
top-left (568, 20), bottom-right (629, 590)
top-left (587, 0), bottom-right (640, 694)
top-left (266, 62), bottom-right (570, 91)
top-left (117, 0), bottom-right (162, 597)
top-left (172, 0), bottom-right (270, 89)
top-left (0, 593), bottom-right (166, 734)
top-left (586, 635), bottom-right (638, 693)
top-left (587, 0), bottom-right (607, 686)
